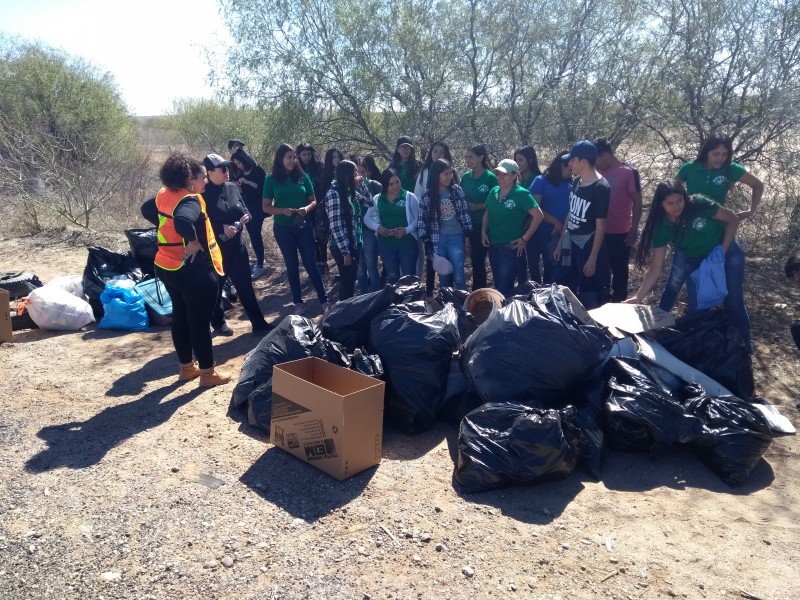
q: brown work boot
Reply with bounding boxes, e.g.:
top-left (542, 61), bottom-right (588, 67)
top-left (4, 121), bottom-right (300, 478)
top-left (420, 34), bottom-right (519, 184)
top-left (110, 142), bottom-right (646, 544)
top-left (178, 362), bottom-right (200, 381)
top-left (199, 364), bottom-right (231, 387)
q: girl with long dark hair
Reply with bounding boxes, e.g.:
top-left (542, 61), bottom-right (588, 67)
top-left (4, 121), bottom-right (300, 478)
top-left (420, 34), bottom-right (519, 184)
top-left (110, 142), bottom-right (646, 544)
top-left (626, 179), bottom-right (750, 350)
top-left (388, 136), bottom-right (421, 193)
top-left (230, 146), bottom-right (268, 280)
top-left (659, 136), bottom-right (763, 332)
top-left (262, 144), bottom-right (328, 315)
top-left (324, 160), bottom-right (366, 300)
top-left (354, 157), bottom-right (382, 293)
top-left (528, 151), bottom-right (572, 284)
top-left (514, 145), bottom-right (542, 190)
top-left (364, 168), bottom-right (420, 283)
top-left (461, 144), bottom-right (497, 289)
top-left (417, 159), bottom-right (473, 290)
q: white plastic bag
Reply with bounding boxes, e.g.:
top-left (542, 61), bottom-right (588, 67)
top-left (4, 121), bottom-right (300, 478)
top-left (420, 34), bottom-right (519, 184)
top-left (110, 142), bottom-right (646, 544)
top-left (27, 285), bottom-right (95, 330)
top-left (48, 275), bottom-right (84, 298)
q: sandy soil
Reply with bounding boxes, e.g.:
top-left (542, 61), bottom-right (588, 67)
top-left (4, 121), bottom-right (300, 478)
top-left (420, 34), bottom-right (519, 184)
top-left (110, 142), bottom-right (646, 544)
top-left (1, 230), bottom-right (799, 600)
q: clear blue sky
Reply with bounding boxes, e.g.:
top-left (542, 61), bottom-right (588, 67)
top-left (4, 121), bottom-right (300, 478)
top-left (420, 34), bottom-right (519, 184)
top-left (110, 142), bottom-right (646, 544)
top-left (0, 0), bottom-right (232, 116)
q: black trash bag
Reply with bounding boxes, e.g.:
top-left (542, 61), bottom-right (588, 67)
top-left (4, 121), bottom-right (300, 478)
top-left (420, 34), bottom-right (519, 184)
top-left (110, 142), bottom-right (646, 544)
top-left (82, 246), bottom-right (143, 318)
top-left (678, 384), bottom-right (773, 487)
top-left (350, 348), bottom-right (384, 378)
top-left (230, 316), bottom-right (350, 432)
top-left (369, 303), bottom-right (462, 432)
top-left (454, 403), bottom-right (586, 493)
top-left (435, 287), bottom-right (469, 307)
top-left (526, 283), bottom-right (586, 323)
top-left (461, 299), bottom-right (612, 405)
top-left (321, 286), bottom-right (395, 352)
top-left (392, 275), bottom-right (427, 304)
top-left (652, 309), bottom-right (754, 400)
top-left (563, 379), bottom-right (606, 479)
top-left (124, 228), bottom-right (158, 277)
top-left (603, 357), bottom-right (703, 454)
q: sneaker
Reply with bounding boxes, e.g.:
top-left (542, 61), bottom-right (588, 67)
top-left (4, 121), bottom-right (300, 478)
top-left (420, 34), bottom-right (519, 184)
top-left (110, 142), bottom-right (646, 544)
top-left (251, 265), bottom-right (266, 280)
top-left (213, 323), bottom-right (234, 336)
top-left (199, 365), bottom-right (232, 387)
top-left (178, 362), bottom-right (200, 381)
top-left (293, 303), bottom-right (306, 315)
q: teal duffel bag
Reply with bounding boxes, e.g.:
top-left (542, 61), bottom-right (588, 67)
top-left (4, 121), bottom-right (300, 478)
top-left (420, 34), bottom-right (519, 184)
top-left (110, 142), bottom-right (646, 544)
top-left (134, 277), bottom-right (173, 326)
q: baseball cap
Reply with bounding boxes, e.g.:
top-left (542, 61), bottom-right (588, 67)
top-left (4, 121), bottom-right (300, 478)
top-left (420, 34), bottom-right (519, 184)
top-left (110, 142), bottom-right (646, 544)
top-left (396, 136), bottom-right (413, 148)
top-left (567, 140), bottom-right (598, 161)
top-left (203, 153), bottom-right (232, 171)
top-left (432, 253), bottom-right (453, 276)
top-left (494, 159), bottom-right (519, 174)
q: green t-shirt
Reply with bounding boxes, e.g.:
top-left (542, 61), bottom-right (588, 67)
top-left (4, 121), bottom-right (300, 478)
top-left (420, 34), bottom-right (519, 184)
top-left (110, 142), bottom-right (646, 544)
top-left (377, 191), bottom-right (411, 246)
top-left (462, 169), bottom-right (499, 226)
top-left (652, 196), bottom-right (724, 259)
top-left (393, 162), bottom-right (417, 193)
top-left (485, 184), bottom-right (539, 245)
top-left (263, 172), bottom-right (315, 227)
top-left (520, 173), bottom-right (536, 190)
top-left (677, 161), bottom-right (747, 205)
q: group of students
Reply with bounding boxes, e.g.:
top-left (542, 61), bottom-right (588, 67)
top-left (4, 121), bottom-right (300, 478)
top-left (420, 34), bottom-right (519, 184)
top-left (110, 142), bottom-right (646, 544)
top-left (143, 133), bottom-right (764, 386)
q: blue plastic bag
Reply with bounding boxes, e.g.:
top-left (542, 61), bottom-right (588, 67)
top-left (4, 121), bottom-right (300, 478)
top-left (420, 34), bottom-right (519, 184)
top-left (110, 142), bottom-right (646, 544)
top-left (690, 245), bottom-right (728, 310)
top-left (98, 280), bottom-right (149, 331)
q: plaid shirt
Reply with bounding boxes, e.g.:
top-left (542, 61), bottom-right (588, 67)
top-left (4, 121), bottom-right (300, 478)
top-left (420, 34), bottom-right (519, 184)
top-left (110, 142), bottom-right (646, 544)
top-left (416, 184), bottom-right (473, 254)
top-left (324, 182), bottom-right (372, 255)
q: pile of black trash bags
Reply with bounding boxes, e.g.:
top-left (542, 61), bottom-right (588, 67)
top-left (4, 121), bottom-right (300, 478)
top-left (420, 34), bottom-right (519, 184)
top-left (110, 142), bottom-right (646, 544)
top-left (229, 278), bottom-right (782, 491)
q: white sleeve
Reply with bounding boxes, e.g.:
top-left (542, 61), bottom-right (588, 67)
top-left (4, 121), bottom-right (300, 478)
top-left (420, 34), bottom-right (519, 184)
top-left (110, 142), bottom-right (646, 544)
top-left (364, 204), bottom-right (381, 231)
top-left (405, 192), bottom-right (420, 237)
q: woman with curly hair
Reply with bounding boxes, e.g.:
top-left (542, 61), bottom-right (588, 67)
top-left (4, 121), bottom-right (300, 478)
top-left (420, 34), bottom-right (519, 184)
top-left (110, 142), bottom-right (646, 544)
top-left (140, 151), bottom-right (231, 387)
top-left (262, 144), bottom-right (329, 315)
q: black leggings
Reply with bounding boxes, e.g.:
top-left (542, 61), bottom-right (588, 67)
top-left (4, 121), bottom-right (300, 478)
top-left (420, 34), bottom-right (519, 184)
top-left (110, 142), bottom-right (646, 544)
top-left (157, 261), bottom-right (218, 369)
top-left (212, 244), bottom-right (267, 328)
top-left (244, 213), bottom-right (266, 267)
top-left (468, 228), bottom-right (488, 290)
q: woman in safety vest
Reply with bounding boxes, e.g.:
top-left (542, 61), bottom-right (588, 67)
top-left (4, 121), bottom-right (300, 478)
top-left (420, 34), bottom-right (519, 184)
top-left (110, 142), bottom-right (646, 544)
top-left (141, 151), bottom-right (231, 387)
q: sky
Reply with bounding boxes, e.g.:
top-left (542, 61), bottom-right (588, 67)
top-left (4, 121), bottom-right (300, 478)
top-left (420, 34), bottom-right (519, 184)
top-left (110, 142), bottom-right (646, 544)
top-left (0, 0), bottom-right (233, 116)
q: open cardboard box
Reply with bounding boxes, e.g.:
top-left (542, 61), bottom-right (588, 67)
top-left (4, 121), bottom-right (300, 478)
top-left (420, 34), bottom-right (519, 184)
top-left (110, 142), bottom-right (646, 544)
top-left (588, 302), bottom-right (675, 338)
top-left (1, 289), bottom-right (12, 343)
top-left (271, 357), bottom-right (385, 481)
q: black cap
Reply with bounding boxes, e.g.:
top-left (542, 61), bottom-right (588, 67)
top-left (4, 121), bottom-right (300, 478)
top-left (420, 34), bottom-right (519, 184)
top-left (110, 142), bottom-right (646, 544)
top-left (227, 139), bottom-right (245, 150)
top-left (203, 153), bottom-right (232, 171)
top-left (396, 135), bottom-right (413, 148)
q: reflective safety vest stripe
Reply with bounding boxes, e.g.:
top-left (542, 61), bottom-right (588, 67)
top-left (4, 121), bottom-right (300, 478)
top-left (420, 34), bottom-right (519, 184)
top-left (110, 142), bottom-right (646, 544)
top-left (154, 188), bottom-right (224, 276)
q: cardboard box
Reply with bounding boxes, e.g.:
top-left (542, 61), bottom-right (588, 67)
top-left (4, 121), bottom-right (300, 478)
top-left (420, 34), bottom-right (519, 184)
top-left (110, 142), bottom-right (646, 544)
top-left (558, 285), bottom-right (596, 326)
top-left (588, 302), bottom-right (676, 339)
top-left (271, 357), bottom-right (385, 480)
top-left (1, 289), bottom-right (12, 343)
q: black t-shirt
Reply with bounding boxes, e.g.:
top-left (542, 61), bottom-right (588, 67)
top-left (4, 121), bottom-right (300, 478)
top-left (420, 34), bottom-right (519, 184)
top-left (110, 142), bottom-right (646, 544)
top-left (566, 177), bottom-right (610, 236)
top-left (236, 165), bottom-right (267, 216)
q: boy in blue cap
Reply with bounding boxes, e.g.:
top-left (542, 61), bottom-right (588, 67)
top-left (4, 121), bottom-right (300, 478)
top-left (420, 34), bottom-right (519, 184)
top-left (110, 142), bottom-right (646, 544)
top-left (554, 140), bottom-right (611, 308)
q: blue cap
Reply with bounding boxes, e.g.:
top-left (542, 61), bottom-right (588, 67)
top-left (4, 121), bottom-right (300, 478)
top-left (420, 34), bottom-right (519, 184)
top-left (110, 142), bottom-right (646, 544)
top-left (567, 140), bottom-right (597, 161)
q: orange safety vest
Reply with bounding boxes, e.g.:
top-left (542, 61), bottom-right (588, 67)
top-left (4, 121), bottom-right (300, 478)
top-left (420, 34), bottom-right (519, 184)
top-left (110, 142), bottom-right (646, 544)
top-left (154, 188), bottom-right (224, 276)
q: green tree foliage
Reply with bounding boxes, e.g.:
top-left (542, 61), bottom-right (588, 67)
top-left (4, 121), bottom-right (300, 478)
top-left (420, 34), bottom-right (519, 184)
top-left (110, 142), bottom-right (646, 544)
top-left (218, 0), bottom-right (799, 169)
top-left (0, 38), bottom-right (145, 230)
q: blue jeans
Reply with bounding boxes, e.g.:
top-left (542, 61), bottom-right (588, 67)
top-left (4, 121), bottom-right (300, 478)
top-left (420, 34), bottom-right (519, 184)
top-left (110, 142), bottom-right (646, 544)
top-left (525, 227), bottom-right (562, 285)
top-left (684, 241), bottom-right (752, 353)
top-left (358, 228), bottom-right (381, 293)
top-left (331, 244), bottom-right (361, 301)
top-left (437, 233), bottom-right (467, 290)
top-left (659, 248), bottom-right (686, 311)
top-left (489, 242), bottom-right (526, 298)
top-left (564, 235), bottom-right (609, 309)
top-left (273, 221), bottom-right (328, 305)
top-left (378, 234), bottom-right (418, 284)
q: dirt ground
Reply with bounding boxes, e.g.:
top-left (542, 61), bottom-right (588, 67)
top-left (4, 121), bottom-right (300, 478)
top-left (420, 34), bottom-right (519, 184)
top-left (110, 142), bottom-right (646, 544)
top-left (1, 229), bottom-right (799, 600)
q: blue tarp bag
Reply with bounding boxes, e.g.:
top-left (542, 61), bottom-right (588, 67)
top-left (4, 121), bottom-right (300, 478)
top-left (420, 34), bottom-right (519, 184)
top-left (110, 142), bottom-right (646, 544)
top-left (98, 280), bottom-right (149, 331)
top-left (690, 244), bottom-right (728, 310)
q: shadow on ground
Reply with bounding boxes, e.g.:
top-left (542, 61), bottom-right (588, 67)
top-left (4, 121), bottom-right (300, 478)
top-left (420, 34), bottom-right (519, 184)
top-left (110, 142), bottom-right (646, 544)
top-left (25, 382), bottom-right (203, 472)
